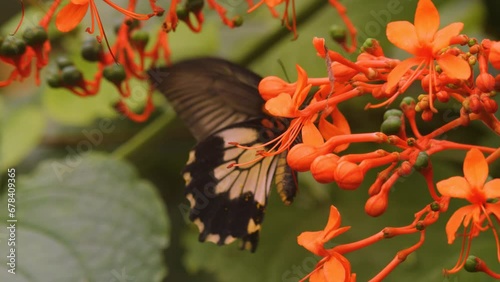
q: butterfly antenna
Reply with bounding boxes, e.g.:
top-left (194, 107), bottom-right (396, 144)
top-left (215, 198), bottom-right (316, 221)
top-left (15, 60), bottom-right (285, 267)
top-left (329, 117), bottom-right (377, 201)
top-left (277, 59), bottom-right (291, 82)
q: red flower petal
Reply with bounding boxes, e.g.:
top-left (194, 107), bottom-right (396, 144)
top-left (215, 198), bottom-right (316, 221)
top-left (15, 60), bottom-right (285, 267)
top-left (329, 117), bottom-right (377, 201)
top-left (437, 54), bottom-right (471, 80)
top-left (432, 22), bottom-right (464, 53)
top-left (414, 0), bottom-right (440, 43)
top-left (483, 179), bottom-right (500, 199)
top-left (302, 120), bottom-right (324, 147)
top-left (489, 41), bottom-right (500, 69)
top-left (445, 205), bottom-right (474, 244)
top-left (297, 230), bottom-right (327, 256)
top-left (55, 2), bottom-right (89, 32)
top-left (386, 57), bottom-right (423, 93)
top-left (264, 93), bottom-right (297, 118)
top-left (463, 149), bottom-right (488, 189)
top-left (437, 176), bottom-right (470, 198)
top-left (386, 21), bottom-right (419, 55)
top-left (323, 254), bottom-right (348, 282)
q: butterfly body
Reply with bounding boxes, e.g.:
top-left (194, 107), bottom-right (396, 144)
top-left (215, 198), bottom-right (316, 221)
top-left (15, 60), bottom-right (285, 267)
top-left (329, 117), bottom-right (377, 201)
top-left (150, 58), bottom-right (297, 252)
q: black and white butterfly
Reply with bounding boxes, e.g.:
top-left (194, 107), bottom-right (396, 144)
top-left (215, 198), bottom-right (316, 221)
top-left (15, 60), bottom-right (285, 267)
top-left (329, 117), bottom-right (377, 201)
top-left (150, 58), bottom-right (297, 252)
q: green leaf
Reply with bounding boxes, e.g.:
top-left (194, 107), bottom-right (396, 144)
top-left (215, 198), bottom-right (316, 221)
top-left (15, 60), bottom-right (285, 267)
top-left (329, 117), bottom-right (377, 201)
top-left (0, 153), bottom-right (169, 282)
top-left (1, 104), bottom-right (45, 170)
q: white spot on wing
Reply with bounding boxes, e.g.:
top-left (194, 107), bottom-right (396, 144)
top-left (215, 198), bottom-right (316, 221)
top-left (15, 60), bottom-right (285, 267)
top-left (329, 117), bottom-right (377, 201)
top-left (224, 235), bottom-right (236, 244)
top-left (193, 218), bottom-right (204, 233)
top-left (247, 219), bottom-right (261, 233)
top-left (216, 128), bottom-right (259, 148)
top-left (224, 147), bottom-right (242, 161)
top-left (206, 234), bottom-right (220, 244)
top-left (186, 193), bottom-right (195, 208)
top-left (186, 150), bottom-right (196, 165)
top-left (215, 170), bottom-right (239, 194)
top-left (214, 162), bottom-right (234, 179)
top-left (243, 164), bottom-right (260, 198)
top-left (183, 172), bottom-right (192, 186)
top-left (229, 170), bottom-right (248, 200)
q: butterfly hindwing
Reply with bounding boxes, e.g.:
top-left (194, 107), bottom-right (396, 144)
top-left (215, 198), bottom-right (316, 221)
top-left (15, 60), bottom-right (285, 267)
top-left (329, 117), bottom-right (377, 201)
top-left (150, 58), bottom-right (298, 251)
top-left (184, 119), bottom-right (282, 252)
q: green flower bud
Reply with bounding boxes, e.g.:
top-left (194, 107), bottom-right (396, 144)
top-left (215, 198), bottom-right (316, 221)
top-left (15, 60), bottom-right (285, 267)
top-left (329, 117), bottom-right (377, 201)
top-left (56, 56), bottom-right (73, 70)
top-left (233, 15), bottom-right (243, 27)
top-left (400, 97), bottom-right (416, 107)
top-left (61, 65), bottom-right (83, 85)
top-left (329, 25), bottom-right (346, 44)
top-left (383, 109), bottom-right (403, 120)
top-left (413, 151), bottom-right (429, 171)
top-left (0, 36), bottom-right (27, 57)
top-left (131, 30), bottom-right (149, 46)
top-left (103, 64), bottom-right (126, 84)
top-left (380, 116), bottom-right (402, 135)
top-left (22, 26), bottom-right (48, 46)
top-left (464, 256), bottom-right (478, 272)
top-left (176, 6), bottom-right (189, 20)
top-left (46, 71), bottom-right (62, 88)
top-left (430, 202), bottom-right (440, 211)
top-left (81, 39), bottom-right (103, 62)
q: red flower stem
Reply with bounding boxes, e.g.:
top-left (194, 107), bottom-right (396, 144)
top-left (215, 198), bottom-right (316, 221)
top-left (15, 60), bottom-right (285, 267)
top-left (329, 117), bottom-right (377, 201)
top-left (486, 147), bottom-right (500, 164)
top-left (476, 257), bottom-right (500, 279)
top-left (475, 112), bottom-right (500, 134)
top-left (424, 114), bottom-right (469, 139)
top-left (329, 0), bottom-right (357, 53)
top-left (339, 150), bottom-right (389, 163)
top-left (328, 50), bottom-right (371, 77)
top-left (321, 132), bottom-right (387, 153)
top-left (359, 152), bottom-right (400, 172)
top-left (207, 0), bottom-right (234, 27)
top-left (429, 139), bottom-right (497, 154)
top-left (306, 77), bottom-right (331, 86)
top-left (300, 87), bottom-right (362, 116)
top-left (369, 232), bottom-right (425, 282)
top-left (39, 0), bottom-right (62, 27)
top-left (103, 0), bottom-right (154, 19)
top-left (420, 165), bottom-right (440, 202)
top-left (332, 231), bottom-right (385, 254)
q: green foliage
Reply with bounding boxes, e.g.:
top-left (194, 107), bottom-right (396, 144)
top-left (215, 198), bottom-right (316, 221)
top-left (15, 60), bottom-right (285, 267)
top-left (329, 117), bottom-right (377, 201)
top-left (0, 153), bottom-right (169, 281)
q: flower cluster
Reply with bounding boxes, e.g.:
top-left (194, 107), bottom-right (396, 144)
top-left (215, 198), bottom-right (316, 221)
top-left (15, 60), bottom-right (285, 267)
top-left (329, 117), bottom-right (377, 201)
top-left (1, 0), bottom-right (353, 122)
top-left (234, 0), bottom-right (500, 280)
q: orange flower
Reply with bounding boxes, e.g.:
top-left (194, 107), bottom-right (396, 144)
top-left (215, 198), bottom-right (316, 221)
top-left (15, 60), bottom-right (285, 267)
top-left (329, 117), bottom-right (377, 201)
top-left (56, 0), bottom-right (153, 40)
top-left (264, 65), bottom-right (324, 148)
top-left (297, 206), bottom-right (355, 282)
top-left (385, 0), bottom-right (470, 110)
top-left (437, 148), bottom-right (500, 273)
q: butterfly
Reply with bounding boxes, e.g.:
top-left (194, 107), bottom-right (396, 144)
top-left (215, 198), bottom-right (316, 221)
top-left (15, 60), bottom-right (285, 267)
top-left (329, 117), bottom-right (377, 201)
top-left (150, 57), bottom-right (297, 252)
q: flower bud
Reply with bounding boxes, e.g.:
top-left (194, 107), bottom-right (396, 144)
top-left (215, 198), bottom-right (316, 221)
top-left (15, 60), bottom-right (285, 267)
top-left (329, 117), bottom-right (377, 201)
top-left (22, 26), bottom-right (48, 46)
top-left (0, 36), bottom-right (26, 57)
top-left (232, 15), bottom-right (243, 27)
top-left (464, 256), bottom-right (478, 272)
top-left (103, 64), bottom-right (126, 84)
top-left (258, 76), bottom-right (292, 100)
top-left (329, 25), bottom-right (346, 44)
top-left (436, 90), bottom-right (449, 103)
top-left (186, 0), bottom-right (204, 12)
top-left (287, 144), bottom-right (319, 172)
top-left (476, 73), bottom-right (495, 92)
top-left (46, 71), bottom-right (62, 88)
top-left (365, 193), bottom-right (388, 217)
top-left (61, 65), bottom-right (83, 85)
top-left (413, 151), bottom-right (429, 171)
top-left (310, 154), bottom-right (339, 183)
top-left (56, 56), bottom-right (73, 70)
top-left (481, 96), bottom-right (498, 113)
top-left (380, 116), bottom-right (401, 135)
top-left (81, 38), bottom-right (103, 62)
top-left (131, 30), bottom-right (150, 48)
top-left (489, 41), bottom-right (500, 69)
top-left (334, 161), bottom-right (364, 190)
top-left (383, 109), bottom-right (403, 120)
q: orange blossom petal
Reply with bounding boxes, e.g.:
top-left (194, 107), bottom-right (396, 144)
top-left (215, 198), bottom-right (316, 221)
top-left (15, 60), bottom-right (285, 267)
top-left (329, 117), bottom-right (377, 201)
top-left (386, 57), bottom-right (423, 93)
top-left (437, 54), bottom-right (471, 80)
top-left (386, 21), bottom-right (419, 55)
top-left (297, 230), bottom-right (327, 256)
top-left (323, 254), bottom-right (348, 282)
top-left (483, 179), bottom-right (500, 199)
top-left (310, 267), bottom-right (327, 282)
top-left (319, 108), bottom-right (350, 153)
top-left (56, 2), bottom-right (89, 32)
top-left (302, 120), bottom-right (324, 147)
top-left (431, 22), bottom-right (464, 53)
top-left (445, 205), bottom-right (475, 244)
top-left (437, 176), bottom-right (470, 198)
top-left (463, 149), bottom-right (488, 189)
top-left (292, 65), bottom-right (311, 107)
top-left (265, 93), bottom-right (297, 118)
top-left (71, 0), bottom-right (89, 4)
top-left (414, 0), bottom-right (440, 43)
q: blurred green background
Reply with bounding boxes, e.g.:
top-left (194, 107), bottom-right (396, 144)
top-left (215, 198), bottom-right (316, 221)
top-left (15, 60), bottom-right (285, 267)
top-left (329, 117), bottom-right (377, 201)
top-left (0, 0), bottom-right (499, 281)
